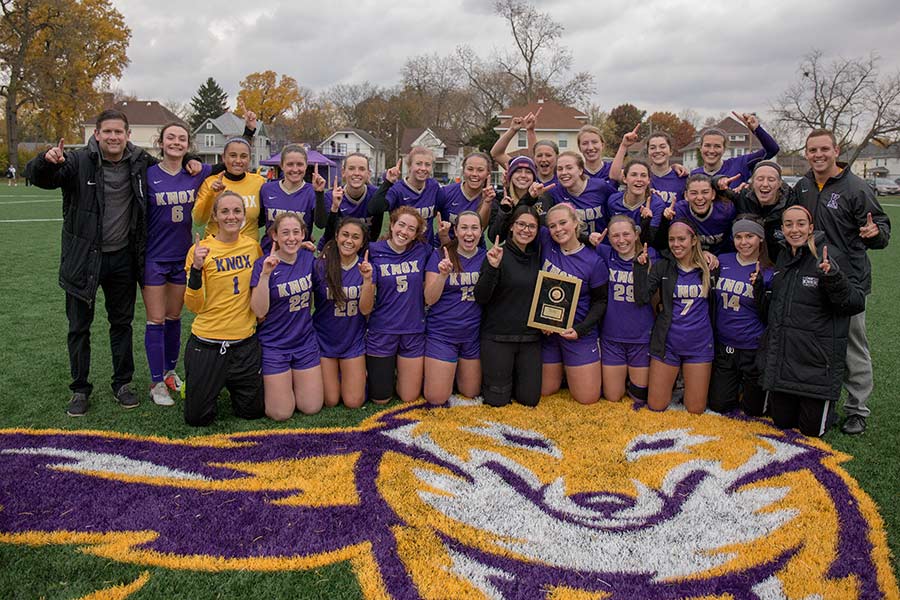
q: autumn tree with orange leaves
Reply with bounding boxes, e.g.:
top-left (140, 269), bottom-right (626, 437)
top-left (235, 71), bottom-right (303, 126)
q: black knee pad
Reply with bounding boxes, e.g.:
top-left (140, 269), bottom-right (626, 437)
top-left (627, 381), bottom-right (648, 402)
top-left (483, 382), bottom-right (512, 407)
top-left (366, 355), bottom-right (397, 401)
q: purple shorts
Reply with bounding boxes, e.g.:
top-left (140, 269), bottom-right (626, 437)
top-left (425, 332), bottom-right (480, 362)
top-left (652, 342), bottom-right (714, 367)
top-left (261, 342), bottom-right (321, 375)
top-left (601, 339), bottom-right (650, 368)
top-left (144, 259), bottom-right (186, 286)
top-left (366, 331), bottom-right (425, 359)
top-left (542, 334), bottom-right (600, 367)
top-left (317, 330), bottom-right (366, 360)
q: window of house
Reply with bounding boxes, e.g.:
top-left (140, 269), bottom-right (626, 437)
top-left (559, 138), bottom-right (568, 149)
top-left (729, 134), bottom-right (746, 142)
top-left (517, 130), bottom-right (527, 148)
top-left (356, 144), bottom-right (361, 153)
top-left (204, 134), bottom-right (215, 148)
top-left (205, 123), bottom-right (212, 130)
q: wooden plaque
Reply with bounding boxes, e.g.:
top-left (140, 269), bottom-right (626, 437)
top-left (527, 270), bottom-right (582, 334)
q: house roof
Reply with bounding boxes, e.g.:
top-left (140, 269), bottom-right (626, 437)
top-left (321, 127), bottom-right (384, 151)
top-left (855, 140), bottom-right (900, 159)
top-left (495, 99), bottom-right (588, 131)
top-left (82, 100), bottom-right (180, 128)
top-left (401, 127), bottom-right (464, 155)
top-left (193, 111), bottom-right (268, 138)
top-left (679, 115), bottom-right (760, 152)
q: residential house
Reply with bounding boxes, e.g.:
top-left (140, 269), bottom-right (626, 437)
top-left (678, 115), bottom-right (770, 170)
top-left (81, 100), bottom-right (180, 152)
top-left (192, 111), bottom-right (270, 168)
top-left (850, 141), bottom-right (900, 178)
top-left (494, 99), bottom-right (589, 157)
top-left (318, 128), bottom-right (386, 179)
top-left (400, 127), bottom-right (466, 184)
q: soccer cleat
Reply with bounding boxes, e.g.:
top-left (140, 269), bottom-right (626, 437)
top-left (164, 370), bottom-right (184, 393)
top-left (115, 384), bottom-right (139, 409)
top-left (149, 381), bottom-right (175, 407)
top-left (840, 414), bottom-right (867, 435)
top-left (66, 392), bottom-right (89, 417)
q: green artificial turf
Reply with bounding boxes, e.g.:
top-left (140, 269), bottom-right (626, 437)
top-left (0, 185), bottom-right (897, 598)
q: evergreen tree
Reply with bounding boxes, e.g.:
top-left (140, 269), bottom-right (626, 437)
top-left (466, 116), bottom-right (501, 154)
top-left (189, 77), bottom-right (228, 130)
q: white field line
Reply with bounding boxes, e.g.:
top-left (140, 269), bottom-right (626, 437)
top-left (0, 218), bottom-right (63, 223)
top-left (0, 198), bottom-right (61, 204)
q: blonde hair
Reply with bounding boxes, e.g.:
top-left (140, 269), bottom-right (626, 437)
top-left (546, 202), bottom-right (586, 237)
top-left (406, 146), bottom-right (434, 166)
top-left (576, 124), bottom-right (605, 146)
top-left (669, 219), bottom-right (710, 296)
top-left (607, 214), bottom-right (643, 260)
top-left (782, 205), bottom-right (818, 258)
top-left (557, 150), bottom-right (585, 171)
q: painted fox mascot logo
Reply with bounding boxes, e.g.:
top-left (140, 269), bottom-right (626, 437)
top-left (0, 397), bottom-right (896, 599)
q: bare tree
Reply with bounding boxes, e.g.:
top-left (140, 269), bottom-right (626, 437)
top-left (773, 49), bottom-right (900, 165)
top-left (492, 0), bottom-right (592, 105)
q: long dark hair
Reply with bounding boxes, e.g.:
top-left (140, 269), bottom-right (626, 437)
top-left (443, 211), bottom-right (481, 273)
top-left (318, 217), bottom-right (369, 309)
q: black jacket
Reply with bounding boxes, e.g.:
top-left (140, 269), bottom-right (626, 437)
top-left (474, 239), bottom-right (541, 341)
top-left (756, 235), bottom-right (865, 401)
top-left (27, 138), bottom-right (154, 304)
top-left (721, 181), bottom-right (793, 262)
top-left (792, 165), bottom-right (890, 295)
top-left (633, 251), bottom-right (718, 359)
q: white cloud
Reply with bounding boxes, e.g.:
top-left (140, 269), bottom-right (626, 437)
top-left (111, 0), bottom-right (900, 121)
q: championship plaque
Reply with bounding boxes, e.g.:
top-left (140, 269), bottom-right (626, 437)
top-left (527, 271), bottom-right (582, 333)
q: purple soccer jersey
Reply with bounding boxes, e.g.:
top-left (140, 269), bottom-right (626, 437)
top-left (666, 266), bottom-right (713, 352)
top-left (312, 256), bottom-right (368, 357)
top-left (673, 200), bottom-right (737, 255)
top-left (597, 245), bottom-right (656, 344)
top-left (250, 250), bottom-right (316, 351)
top-left (317, 185), bottom-right (378, 251)
top-left (146, 163), bottom-right (212, 261)
top-left (538, 228), bottom-right (609, 325)
top-left (259, 181), bottom-right (317, 253)
top-left (690, 125), bottom-right (779, 186)
top-left (548, 177), bottom-right (616, 235)
top-left (651, 169), bottom-right (687, 205)
top-left (436, 183), bottom-right (488, 247)
top-left (386, 179), bottom-right (440, 247)
top-left (714, 253), bottom-right (773, 350)
top-left (425, 247), bottom-right (486, 341)
top-left (606, 192), bottom-right (667, 231)
top-left (585, 161), bottom-right (611, 181)
top-left (368, 239), bottom-right (430, 334)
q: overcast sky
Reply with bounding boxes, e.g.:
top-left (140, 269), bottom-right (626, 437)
top-left (111, 0), bottom-right (900, 122)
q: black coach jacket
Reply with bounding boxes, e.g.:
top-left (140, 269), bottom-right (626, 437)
top-left (792, 166), bottom-right (890, 295)
top-left (27, 138), bottom-right (152, 304)
top-left (756, 234), bottom-right (865, 401)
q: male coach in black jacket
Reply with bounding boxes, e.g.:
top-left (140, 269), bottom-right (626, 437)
top-left (27, 109), bottom-right (199, 417)
top-left (793, 129), bottom-right (891, 434)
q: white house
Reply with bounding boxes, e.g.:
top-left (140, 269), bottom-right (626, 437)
top-left (400, 127), bottom-right (466, 184)
top-left (318, 128), bottom-right (386, 178)
top-left (192, 112), bottom-right (270, 168)
top-left (678, 115), bottom-right (769, 170)
top-left (494, 99), bottom-right (589, 156)
top-left (81, 100), bottom-right (180, 152)
top-left (850, 141), bottom-right (900, 178)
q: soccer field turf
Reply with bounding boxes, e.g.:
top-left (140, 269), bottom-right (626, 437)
top-left (0, 185), bottom-right (897, 597)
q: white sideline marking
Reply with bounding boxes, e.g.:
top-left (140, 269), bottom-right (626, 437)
top-left (0, 198), bottom-right (61, 204)
top-left (0, 218), bottom-right (63, 223)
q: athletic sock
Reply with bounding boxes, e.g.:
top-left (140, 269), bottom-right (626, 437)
top-left (164, 318), bottom-right (181, 372)
top-left (145, 323), bottom-right (165, 383)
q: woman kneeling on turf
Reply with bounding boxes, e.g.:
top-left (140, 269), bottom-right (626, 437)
top-left (183, 191), bottom-right (264, 426)
top-left (634, 219), bottom-right (717, 414)
top-left (250, 211), bottom-right (323, 420)
top-left (423, 211), bottom-right (487, 405)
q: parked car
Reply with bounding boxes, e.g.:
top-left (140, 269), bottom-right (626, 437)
top-left (865, 177), bottom-right (900, 196)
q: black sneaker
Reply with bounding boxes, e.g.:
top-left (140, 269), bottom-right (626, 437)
top-left (67, 392), bottom-right (89, 417)
top-left (115, 384), bottom-right (139, 409)
top-left (840, 414), bottom-right (867, 435)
